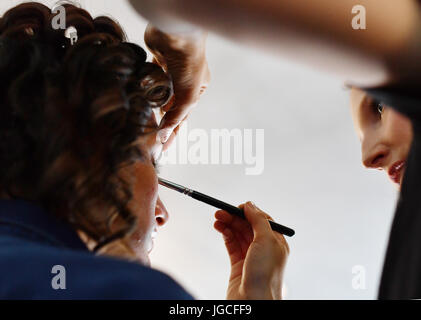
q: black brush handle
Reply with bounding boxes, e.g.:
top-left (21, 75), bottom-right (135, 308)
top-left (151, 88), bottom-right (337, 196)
top-left (190, 191), bottom-right (295, 237)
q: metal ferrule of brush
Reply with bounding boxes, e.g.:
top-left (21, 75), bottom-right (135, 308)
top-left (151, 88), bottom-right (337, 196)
top-left (183, 188), bottom-right (194, 196)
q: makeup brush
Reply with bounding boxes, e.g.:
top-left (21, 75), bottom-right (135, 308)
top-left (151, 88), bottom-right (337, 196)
top-left (158, 178), bottom-right (295, 237)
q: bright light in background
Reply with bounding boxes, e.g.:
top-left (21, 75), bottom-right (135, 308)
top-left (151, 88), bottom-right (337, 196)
top-left (0, 0), bottom-right (399, 299)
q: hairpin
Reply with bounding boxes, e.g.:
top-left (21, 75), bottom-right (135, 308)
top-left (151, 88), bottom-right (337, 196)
top-left (64, 26), bottom-right (78, 45)
top-left (24, 27), bottom-right (34, 36)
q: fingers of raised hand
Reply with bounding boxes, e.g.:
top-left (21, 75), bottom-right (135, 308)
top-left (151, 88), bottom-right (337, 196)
top-left (214, 210), bottom-right (253, 253)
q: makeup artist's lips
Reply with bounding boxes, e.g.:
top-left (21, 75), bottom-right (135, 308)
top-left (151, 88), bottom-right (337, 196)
top-left (388, 160), bottom-right (406, 185)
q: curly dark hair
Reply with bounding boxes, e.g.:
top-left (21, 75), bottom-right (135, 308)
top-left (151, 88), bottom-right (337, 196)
top-left (0, 2), bottom-right (173, 251)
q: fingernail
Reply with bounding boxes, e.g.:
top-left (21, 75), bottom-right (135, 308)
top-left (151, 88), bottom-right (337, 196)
top-left (248, 201), bottom-right (257, 209)
top-left (159, 130), bottom-right (170, 144)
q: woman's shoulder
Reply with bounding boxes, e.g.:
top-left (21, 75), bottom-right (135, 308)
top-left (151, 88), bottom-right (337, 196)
top-left (0, 240), bottom-right (194, 300)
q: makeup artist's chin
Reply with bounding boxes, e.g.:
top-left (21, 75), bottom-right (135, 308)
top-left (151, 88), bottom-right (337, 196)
top-left (388, 169), bottom-right (405, 190)
top-left (397, 168), bottom-right (406, 190)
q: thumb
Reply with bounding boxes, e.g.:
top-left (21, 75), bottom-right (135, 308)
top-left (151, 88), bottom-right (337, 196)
top-left (243, 202), bottom-right (272, 240)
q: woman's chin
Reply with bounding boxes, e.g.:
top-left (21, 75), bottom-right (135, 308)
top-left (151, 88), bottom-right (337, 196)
top-left (134, 241), bottom-right (153, 266)
top-left (133, 249), bottom-right (151, 266)
top-left (148, 238), bottom-right (154, 253)
top-left (143, 255), bottom-right (151, 267)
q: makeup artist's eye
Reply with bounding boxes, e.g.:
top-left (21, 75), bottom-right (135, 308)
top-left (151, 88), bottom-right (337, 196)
top-left (376, 101), bottom-right (384, 115)
top-left (366, 97), bottom-right (384, 118)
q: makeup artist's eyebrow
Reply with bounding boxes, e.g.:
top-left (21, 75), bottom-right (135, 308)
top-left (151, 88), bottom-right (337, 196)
top-left (342, 83), bottom-right (352, 91)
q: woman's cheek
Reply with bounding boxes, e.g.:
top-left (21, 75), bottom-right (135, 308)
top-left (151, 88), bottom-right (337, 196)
top-left (132, 163), bottom-right (159, 227)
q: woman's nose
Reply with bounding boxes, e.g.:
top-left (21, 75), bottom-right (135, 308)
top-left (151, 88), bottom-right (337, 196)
top-left (155, 196), bottom-right (169, 226)
top-left (362, 147), bottom-right (389, 169)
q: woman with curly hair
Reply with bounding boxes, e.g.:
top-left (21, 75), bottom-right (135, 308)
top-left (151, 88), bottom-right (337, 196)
top-left (0, 2), bottom-right (289, 300)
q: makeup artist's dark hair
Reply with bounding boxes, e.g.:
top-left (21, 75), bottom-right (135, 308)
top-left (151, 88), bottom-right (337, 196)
top-left (0, 2), bottom-right (173, 251)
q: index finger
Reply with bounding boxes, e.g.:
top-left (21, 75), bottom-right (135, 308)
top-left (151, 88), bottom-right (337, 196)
top-left (243, 202), bottom-right (274, 241)
top-left (158, 100), bottom-right (197, 144)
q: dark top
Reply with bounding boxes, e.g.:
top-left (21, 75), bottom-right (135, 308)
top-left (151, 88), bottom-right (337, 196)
top-left (0, 199), bottom-right (194, 300)
top-left (365, 86), bottom-right (421, 299)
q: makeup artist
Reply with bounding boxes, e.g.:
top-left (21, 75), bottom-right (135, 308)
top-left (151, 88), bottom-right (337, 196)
top-left (129, 0), bottom-right (421, 299)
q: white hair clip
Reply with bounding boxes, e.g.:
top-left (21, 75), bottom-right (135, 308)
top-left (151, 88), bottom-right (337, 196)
top-left (24, 27), bottom-right (34, 36)
top-left (64, 26), bottom-right (78, 45)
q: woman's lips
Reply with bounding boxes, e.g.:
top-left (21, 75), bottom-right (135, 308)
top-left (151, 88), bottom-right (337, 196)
top-left (151, 228), bottom-right (158, 240)
top-left (148, 229), bottom-right (158, 253)
top-left (388, 160), bottom-right (406, 185)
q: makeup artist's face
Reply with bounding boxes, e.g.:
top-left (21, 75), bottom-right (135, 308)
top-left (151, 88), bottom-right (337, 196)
top-left (350, 87), bottom-right (413, 188)
top-left (123, 116), bottom-right (169, 266)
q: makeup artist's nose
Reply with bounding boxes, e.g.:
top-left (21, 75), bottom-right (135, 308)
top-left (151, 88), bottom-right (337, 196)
top-left (362, 144), bottom-right (390, 169)
top-left (155, 196), bottom-right (169, 226)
